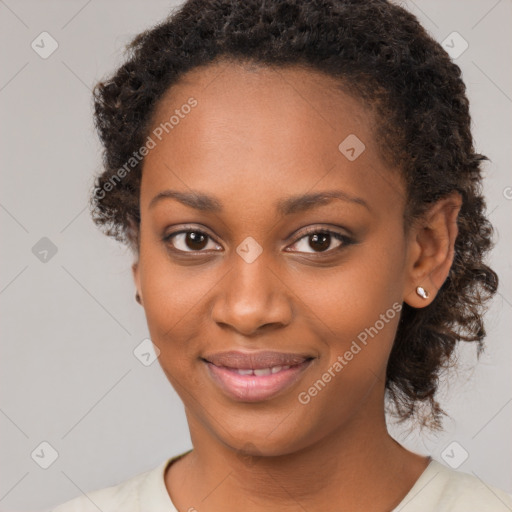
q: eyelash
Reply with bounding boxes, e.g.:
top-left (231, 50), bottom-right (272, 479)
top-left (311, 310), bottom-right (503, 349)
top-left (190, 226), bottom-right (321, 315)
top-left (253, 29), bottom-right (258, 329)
top-left (162, 225), bottom-right (354, 256)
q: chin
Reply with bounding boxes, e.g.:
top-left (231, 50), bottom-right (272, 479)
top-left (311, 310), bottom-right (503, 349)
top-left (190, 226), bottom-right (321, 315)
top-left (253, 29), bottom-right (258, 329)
top-left (203, 415), bottom-right (324, 459)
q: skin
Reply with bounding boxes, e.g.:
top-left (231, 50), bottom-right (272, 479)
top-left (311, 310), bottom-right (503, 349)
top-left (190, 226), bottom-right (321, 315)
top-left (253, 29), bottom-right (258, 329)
top-left (131, 60), bottom-right (462, 512)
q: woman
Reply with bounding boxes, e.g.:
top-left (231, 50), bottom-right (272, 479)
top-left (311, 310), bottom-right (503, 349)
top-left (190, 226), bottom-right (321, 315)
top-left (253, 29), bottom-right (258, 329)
top-left (52, 0), bottom-right (512, 510)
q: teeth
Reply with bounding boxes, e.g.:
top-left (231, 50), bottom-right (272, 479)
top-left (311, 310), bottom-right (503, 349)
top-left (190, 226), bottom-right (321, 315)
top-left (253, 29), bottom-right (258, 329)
top-left (233, 365), bottom-right (292, 376)
top-left (237, 369), bottom-right (254, 376)
top-left (254, 368), bottom-right (271, 376)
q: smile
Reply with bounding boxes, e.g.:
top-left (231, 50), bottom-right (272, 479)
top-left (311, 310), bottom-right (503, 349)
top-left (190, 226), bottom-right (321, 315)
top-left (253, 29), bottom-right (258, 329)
top-left (202, 351), bottom-right (314, 402)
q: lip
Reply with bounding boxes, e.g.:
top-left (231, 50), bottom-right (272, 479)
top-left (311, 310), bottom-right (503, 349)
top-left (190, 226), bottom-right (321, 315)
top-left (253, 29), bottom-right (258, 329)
top-left (203, 350), bottom-right (311, 369)
top-left (202, 351), bottom-right (314, 402)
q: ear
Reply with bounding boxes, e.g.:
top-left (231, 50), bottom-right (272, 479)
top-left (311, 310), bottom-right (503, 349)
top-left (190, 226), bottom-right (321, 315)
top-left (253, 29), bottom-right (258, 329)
top-left (403, 191), bottom-right (462, 308)
top-left (132, 260), bottom-right (143, 306)
top-left (127, 215), bottom-right (142, 305)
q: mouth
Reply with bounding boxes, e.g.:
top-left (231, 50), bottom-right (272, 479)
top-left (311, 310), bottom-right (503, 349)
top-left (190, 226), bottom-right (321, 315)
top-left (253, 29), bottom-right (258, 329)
top-left (202, 351), bottom-right (315, 402)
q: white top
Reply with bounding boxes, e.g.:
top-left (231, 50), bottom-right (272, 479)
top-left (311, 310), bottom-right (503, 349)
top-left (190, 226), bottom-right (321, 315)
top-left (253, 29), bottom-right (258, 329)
top-left (51, 451), bottom-right (512, 511)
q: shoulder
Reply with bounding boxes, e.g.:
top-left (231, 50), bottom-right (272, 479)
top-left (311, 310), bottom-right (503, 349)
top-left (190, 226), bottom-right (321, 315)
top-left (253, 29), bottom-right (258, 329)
top-left (396, 459), bottom-right (512, 512)
top-left (50, 458), bottom-right (173, 512)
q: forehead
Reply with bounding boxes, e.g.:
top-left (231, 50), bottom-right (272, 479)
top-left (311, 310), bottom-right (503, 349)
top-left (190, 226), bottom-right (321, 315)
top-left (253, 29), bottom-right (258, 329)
top-left (147, 59), bottom-right (374, 147)
top-left (140, 60), bottom-right (403, 217)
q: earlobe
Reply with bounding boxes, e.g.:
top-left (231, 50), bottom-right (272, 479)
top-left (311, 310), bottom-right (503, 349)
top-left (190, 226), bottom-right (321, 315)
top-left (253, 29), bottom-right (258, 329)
top-left (403, 191), bottom-right (462, 308)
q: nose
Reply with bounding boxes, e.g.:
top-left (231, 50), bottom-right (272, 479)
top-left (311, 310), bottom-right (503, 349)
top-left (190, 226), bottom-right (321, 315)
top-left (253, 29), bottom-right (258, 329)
top-left (210, 251), bottom-right (293, 336)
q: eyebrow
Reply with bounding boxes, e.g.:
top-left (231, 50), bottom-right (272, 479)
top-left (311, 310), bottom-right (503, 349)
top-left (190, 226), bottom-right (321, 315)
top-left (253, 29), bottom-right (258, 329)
top-left (149, 189), bottom-right (370, 215)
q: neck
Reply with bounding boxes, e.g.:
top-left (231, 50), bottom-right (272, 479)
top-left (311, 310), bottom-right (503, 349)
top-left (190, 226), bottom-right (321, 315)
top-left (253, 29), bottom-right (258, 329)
top-left (167, 397), bottom-right (429, 511)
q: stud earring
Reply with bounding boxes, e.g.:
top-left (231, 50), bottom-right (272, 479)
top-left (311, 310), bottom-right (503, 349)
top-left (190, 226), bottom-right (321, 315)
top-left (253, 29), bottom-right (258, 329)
top-left (416, 286), bottom-right (429, 299)
top-left (135, 292), bottom-right (142, 304)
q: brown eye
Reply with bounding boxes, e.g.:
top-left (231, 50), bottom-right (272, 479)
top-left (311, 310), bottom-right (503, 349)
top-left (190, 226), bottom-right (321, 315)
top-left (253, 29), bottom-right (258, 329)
top-left (308, 232), bottom-right (331, 252)
top-left (164, 230), bottom-right (221, 253)
top-left (183, 231), bottom-right (208, 250)
top-left (287, 229), bottom-right (353, 254)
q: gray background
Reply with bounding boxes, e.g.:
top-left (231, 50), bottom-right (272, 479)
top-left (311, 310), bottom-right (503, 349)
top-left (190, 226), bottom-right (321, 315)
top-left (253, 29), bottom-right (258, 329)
top-left (0, 1), bottom-right (511, 510)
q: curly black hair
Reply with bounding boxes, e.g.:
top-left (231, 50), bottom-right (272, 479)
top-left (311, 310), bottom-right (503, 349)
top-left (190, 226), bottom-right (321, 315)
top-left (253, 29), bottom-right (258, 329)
top-left (90, 0), bottom-right (498, 430)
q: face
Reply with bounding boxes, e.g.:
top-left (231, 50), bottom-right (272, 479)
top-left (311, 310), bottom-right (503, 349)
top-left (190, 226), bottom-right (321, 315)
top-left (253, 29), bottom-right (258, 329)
top-left (133, 60), bottom-right (416, 456)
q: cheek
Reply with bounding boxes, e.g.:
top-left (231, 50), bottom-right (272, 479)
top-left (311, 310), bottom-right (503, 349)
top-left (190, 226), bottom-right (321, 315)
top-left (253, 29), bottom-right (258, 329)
top-left (138, 248), bottom-right (210, 370)
top-left (138, 226), bottom-right (213, 326)
top-left (296, 275), bottom-right (400, 401)
top-left (294, 291), bottom-right (400, 438)
top-left (287, 236), bottom-right (404, 393)
top-left (288, 246), bottom-right (403, 350)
